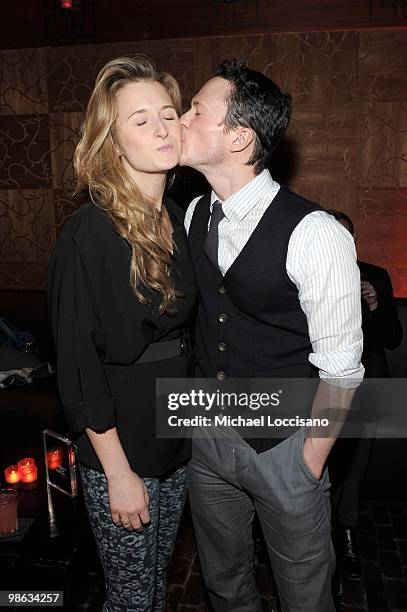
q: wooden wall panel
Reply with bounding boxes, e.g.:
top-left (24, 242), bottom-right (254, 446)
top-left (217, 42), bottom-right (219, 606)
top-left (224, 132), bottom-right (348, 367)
top-left (358, 32), bottom-right (407, 103)
top-left (0, 114), bottom-right (52, 190)
top-left (355, 187), bottom-right (407, 297)
top-left (50, 112), bottom-right (84, 191)
top-left (2, 1), bottom-right (407, 52)
top-left (0, 29), bottom-right (406, 296)
top-left (0, 49), bottom-right (48, 115)
top-left (0, 189), bottom-right (55, 288)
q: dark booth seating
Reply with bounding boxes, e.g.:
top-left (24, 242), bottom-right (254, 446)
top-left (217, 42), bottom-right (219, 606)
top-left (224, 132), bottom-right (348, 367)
top-left (0, 290), bottom-right (66, 455)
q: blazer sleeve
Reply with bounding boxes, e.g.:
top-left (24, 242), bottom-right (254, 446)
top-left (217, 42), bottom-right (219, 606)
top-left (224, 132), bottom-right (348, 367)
top-left (47, 234), bottom-right (117, 434)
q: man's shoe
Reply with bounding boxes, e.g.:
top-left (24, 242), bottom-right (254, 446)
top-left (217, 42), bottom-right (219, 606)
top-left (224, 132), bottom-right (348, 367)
top-left (335, 526), bottom-right (361, 580)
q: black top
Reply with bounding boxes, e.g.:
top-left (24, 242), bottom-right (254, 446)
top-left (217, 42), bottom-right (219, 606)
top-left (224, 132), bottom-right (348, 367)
top-left (47, 197), bottom-right (198, 477)
top-left (188, 187), bottom-right (320, 453)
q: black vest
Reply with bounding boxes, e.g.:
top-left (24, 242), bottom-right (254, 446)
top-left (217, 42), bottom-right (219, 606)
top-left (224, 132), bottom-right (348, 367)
top-left (189, 185), bottom-right (321, 452)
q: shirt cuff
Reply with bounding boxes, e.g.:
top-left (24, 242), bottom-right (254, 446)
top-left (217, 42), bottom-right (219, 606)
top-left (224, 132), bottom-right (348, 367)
top-left (64, 397), bottom-right (117, 433)
top-left (319, 366), bottom-right (365, 389)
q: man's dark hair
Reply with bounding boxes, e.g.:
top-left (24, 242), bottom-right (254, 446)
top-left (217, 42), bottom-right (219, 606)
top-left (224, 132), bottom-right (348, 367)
top-left (215, 59), bottom-right (292, 174)
top-left (325, 209), bottom-right (355, 235)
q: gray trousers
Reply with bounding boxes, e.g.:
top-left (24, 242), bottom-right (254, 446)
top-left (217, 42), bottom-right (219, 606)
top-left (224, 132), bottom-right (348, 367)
top-left (188, 426), bottom-right (335, 612)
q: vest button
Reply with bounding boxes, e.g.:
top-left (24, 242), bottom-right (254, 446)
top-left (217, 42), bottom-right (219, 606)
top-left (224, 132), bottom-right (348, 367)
top-left (218, 342), bottom-right (227, 352)
top-left (216, 371), bottom-right (226, 380)
top-left (218, 313), bottom-right (227, 323)
top-left (218, 285), bottom-right (226, 295)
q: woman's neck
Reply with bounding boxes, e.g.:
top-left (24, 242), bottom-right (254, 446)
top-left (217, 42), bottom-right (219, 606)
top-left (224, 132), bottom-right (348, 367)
top-left (129, 168), bottom-right (167, 212)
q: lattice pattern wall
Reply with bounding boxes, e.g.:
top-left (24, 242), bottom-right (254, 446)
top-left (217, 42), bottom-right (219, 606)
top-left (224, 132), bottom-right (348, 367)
top-left (0, 30), bottom-right (406, 294)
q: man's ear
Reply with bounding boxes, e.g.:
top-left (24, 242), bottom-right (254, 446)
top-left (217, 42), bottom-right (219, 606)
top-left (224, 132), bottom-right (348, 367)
top-left (230, 128), bottom-right (254, 153)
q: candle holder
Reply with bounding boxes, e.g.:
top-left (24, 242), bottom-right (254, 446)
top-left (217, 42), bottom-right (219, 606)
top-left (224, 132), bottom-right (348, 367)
top-left (43, 430), bottom-right (78, 497)
top-left (4, 465), bottom-right (22, 490)
top-left (20, 465), bottom-right (38, 491)
top-left (17, 458), bottom-right (36, 474)
top-left (16, 458), bottom-right (38, 491)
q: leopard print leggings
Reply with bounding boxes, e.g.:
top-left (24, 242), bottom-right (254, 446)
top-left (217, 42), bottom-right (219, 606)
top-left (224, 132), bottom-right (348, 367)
top-left (79, 464), bottom-right (187, 611)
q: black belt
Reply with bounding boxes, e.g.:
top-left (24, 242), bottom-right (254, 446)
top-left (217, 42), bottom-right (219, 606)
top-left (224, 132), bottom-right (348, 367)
top-left (135, 331), bottom-right (191, 364)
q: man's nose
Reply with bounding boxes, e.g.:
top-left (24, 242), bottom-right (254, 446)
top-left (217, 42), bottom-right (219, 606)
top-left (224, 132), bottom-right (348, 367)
top-left (180, 110), bottom-right (190, 127)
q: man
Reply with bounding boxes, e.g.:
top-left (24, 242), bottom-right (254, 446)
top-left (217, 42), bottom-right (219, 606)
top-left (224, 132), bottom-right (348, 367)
top-left (180, 59), bottom-right (364, 612)
top-left (327, 210), bottom-right (402, 580)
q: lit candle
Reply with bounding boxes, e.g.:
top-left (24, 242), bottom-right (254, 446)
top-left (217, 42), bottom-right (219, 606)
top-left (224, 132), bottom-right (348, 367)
top-left (18, 458), bottom-right (36, 473)
top-left (4, 465), bottom-right (21, 489)
top-left (20, 464), bottom-right (38, 491)
top-left (47, 448), bottom-right (63, 471)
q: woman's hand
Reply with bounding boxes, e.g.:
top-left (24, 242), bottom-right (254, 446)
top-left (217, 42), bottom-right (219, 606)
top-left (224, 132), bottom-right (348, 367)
top-left (84, 427), bottom-right (151, 531)
top-left (107, 468), bottom-right (150, 532)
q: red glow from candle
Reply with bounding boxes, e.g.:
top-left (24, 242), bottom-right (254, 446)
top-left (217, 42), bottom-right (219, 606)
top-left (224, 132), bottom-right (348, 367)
top-left (17, 458), bottom-right (36, 475)
top-left (4, 465), bottom-right (21, 484)
top-left (61, 0), bottom-right (73, 8)
top-left (68, 447), bottom-right (75, 467)
top-left (18, 458), bottom-right (38, 489)
top-left (47, 448), bottom-right (63, 471)
top-left (20, 464), bottom-right (38, 484)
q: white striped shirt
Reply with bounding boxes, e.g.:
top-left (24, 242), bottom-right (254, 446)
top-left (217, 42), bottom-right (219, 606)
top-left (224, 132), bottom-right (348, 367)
top-left (184, 169), bottom-right (364, 388)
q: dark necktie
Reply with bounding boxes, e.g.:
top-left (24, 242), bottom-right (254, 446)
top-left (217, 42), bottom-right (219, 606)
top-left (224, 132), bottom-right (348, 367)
top-left (204, 200), bottom-right (225, 269)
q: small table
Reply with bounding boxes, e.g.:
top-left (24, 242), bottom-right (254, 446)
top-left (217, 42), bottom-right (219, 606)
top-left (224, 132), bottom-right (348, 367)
top-left (0, 471), bottom-right (102, 610)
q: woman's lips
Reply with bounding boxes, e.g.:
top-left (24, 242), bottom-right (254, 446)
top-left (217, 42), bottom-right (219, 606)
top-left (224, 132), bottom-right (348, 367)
top-left (157, 144), bottom-right (173, 151)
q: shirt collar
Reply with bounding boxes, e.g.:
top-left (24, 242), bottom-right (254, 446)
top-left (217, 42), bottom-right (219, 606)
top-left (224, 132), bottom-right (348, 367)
top-left (210, 169), bottom-right (279, 223)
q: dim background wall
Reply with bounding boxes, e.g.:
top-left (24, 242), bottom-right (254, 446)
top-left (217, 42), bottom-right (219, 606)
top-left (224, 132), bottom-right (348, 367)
top-left (0, 30), bottom-right (406, 295)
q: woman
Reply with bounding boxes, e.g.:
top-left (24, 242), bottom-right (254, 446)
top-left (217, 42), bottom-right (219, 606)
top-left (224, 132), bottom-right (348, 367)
top-left (47, 55), bottom-right (197, 611)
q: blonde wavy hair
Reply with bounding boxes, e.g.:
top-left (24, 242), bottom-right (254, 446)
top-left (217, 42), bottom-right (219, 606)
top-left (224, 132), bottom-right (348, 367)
top-left (74, 55), bottom-right (182, 313)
